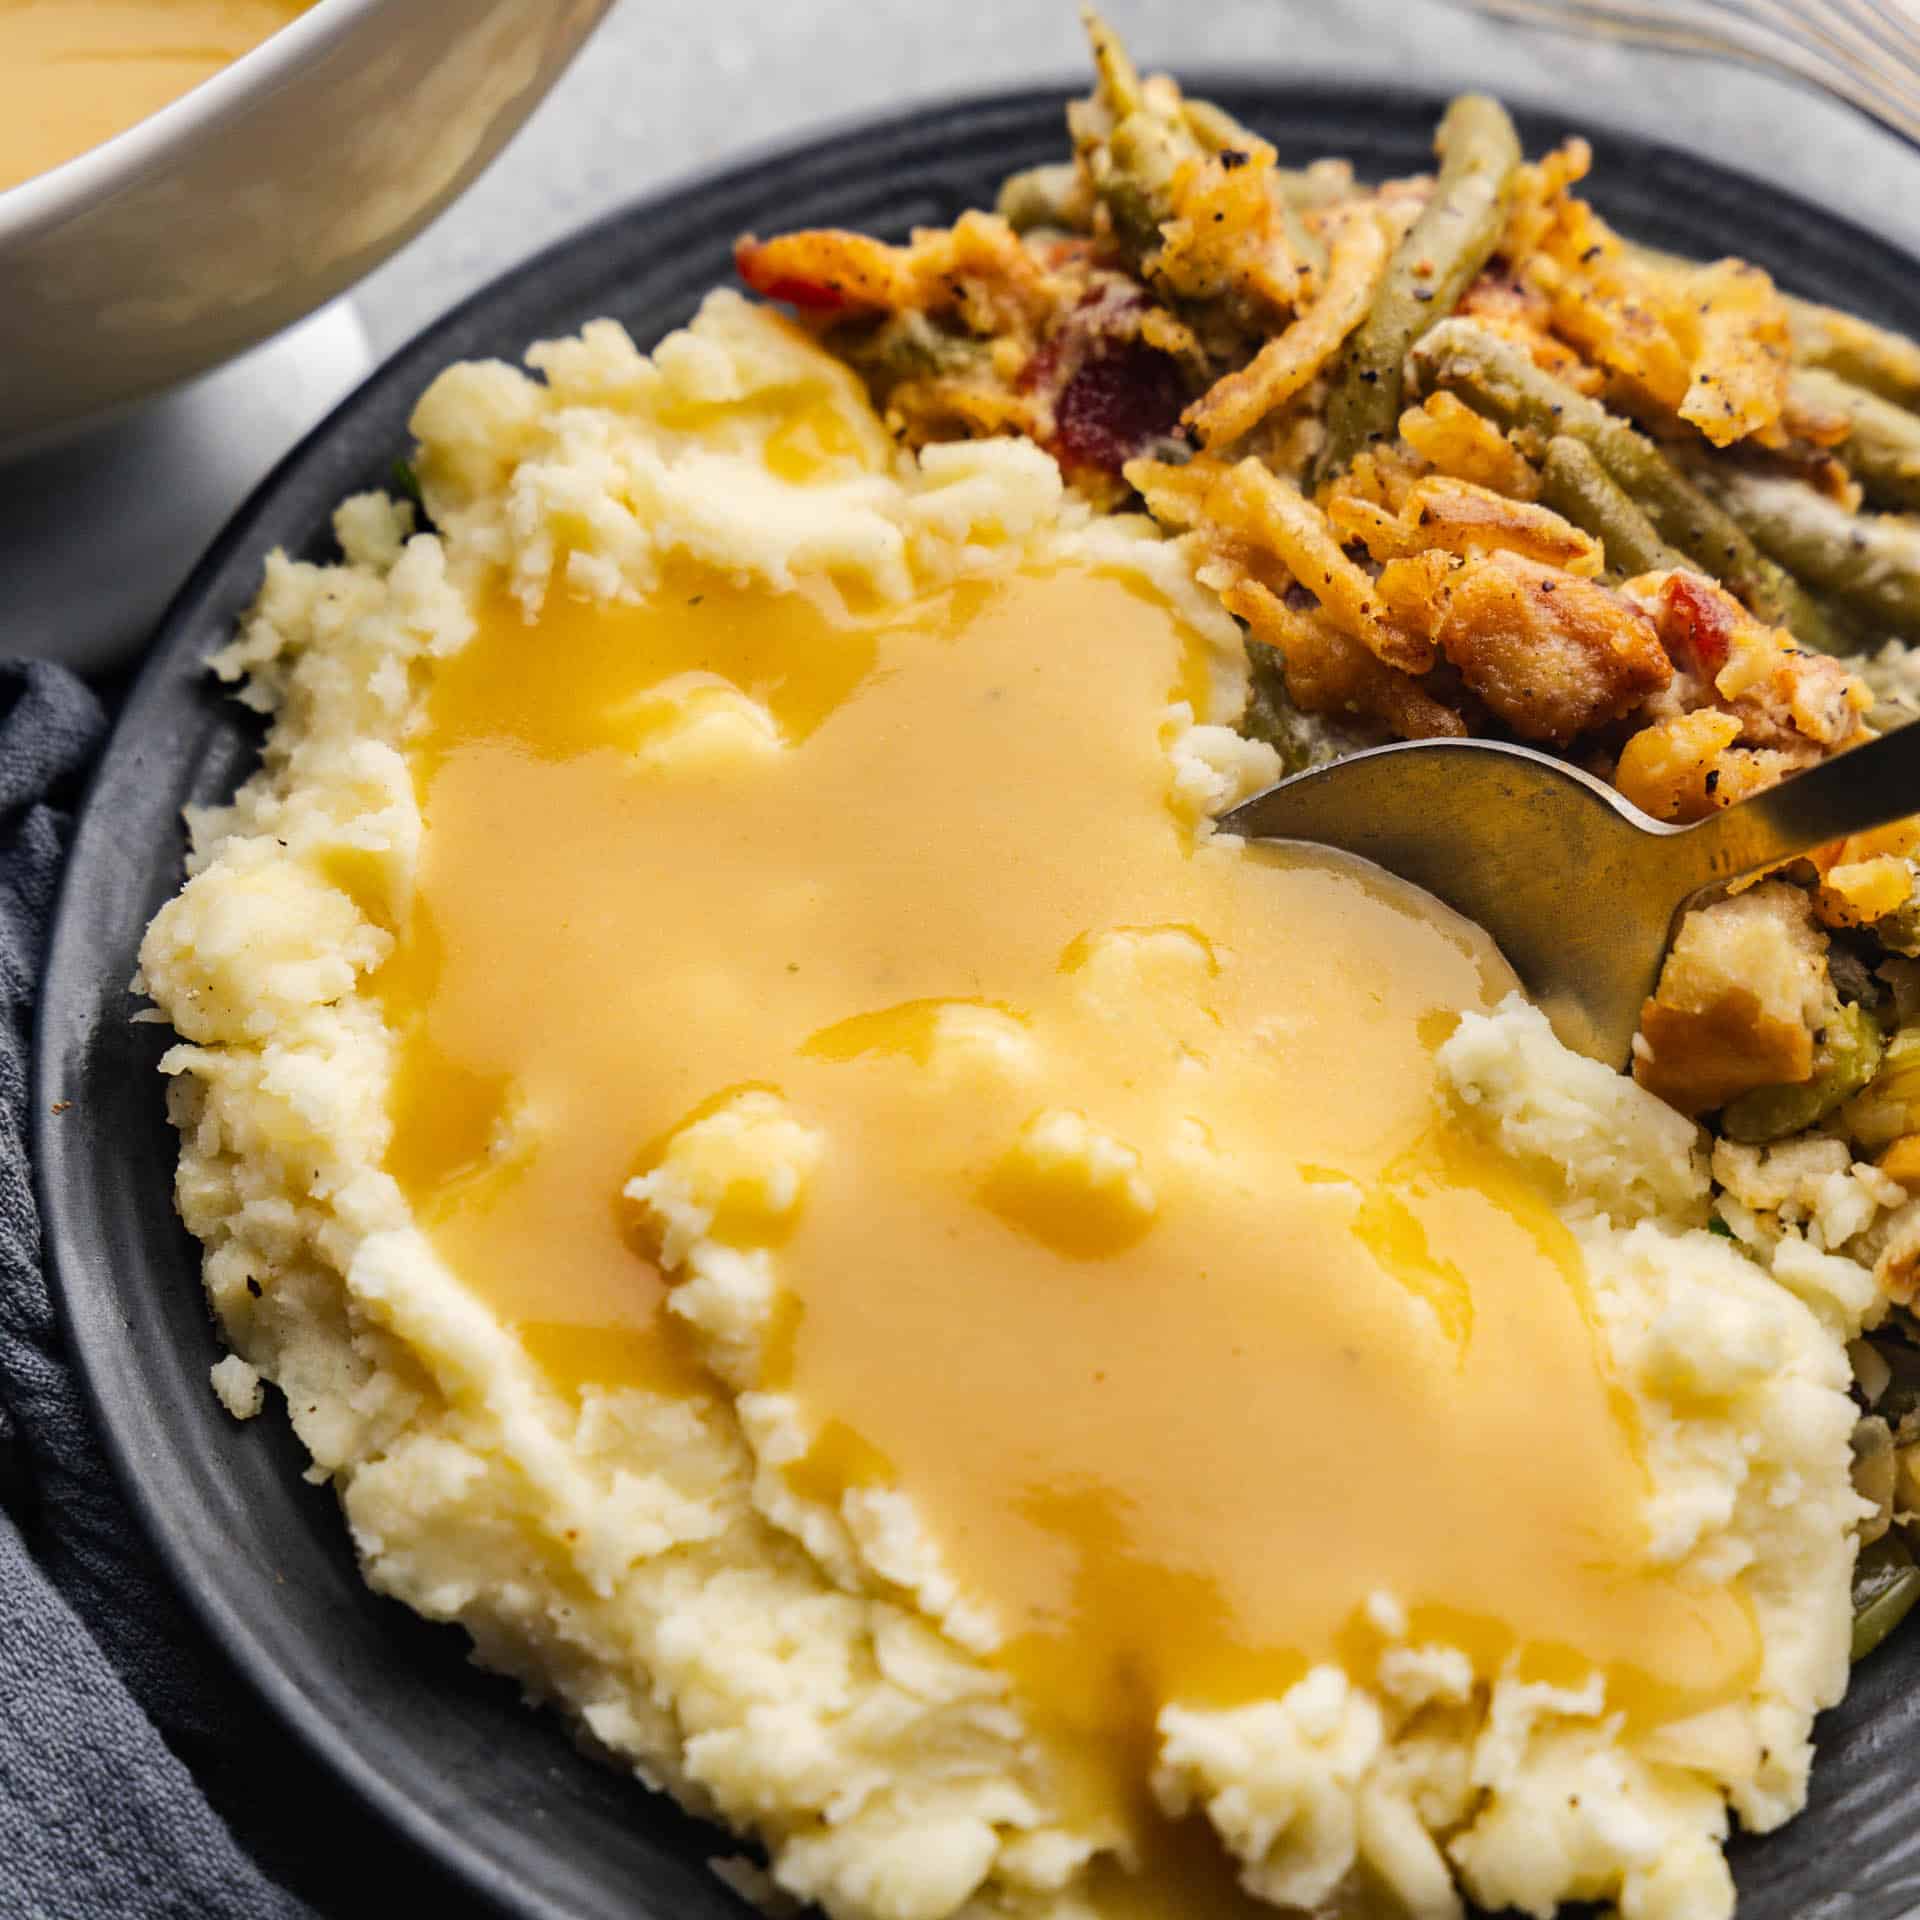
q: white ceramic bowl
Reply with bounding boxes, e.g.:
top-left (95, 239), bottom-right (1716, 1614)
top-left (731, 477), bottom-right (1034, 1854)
top-left (0, 0), bottom-right (613, 454)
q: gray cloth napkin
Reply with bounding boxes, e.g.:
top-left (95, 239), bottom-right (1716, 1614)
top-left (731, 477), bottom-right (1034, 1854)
top-left (0, 660), bottom-right (451, 1920)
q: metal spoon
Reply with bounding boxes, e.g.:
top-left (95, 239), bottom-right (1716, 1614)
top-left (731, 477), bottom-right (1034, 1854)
top-left (1219, 729), bottom-right (1918, 1069)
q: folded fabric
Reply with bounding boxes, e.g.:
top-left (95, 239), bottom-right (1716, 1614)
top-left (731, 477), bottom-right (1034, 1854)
top-left (0, 659), bottom-right (446, 1919)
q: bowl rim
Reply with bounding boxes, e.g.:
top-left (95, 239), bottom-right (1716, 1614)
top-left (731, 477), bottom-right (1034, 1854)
top-left (0, 0), bottom-right (378, 242)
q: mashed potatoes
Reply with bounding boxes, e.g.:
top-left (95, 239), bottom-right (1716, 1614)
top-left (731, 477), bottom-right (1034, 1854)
top-left (140, 293), bottom-right (1879, 1920)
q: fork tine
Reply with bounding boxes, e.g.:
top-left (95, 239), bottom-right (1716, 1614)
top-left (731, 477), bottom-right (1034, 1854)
top-left (1446, 0), bottom-right (1920, 150)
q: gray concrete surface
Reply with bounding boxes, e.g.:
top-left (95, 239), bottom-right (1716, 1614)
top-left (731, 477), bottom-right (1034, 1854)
top-left (354, 0), bottom-right (1920, 359)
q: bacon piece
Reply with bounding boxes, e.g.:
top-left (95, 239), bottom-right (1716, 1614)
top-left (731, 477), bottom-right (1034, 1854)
top-left (1632, 569), bottom-right (1872, 754)
top-left (1646, 569), bottom-right (1735, 679)
top-left (1053, 339), bottom-right (1187, 474)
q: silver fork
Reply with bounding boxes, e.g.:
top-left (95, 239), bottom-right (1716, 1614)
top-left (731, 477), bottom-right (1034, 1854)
top-left (1448, 0), bottom-right (1920, 150)
top-left (1221, 728), bottom-right (1917, 1071)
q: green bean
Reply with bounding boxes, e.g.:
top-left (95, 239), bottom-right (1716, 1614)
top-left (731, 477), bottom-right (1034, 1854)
top-left (1080, 15), bottom-right (1337, 293)
top-left (1084, 6), bottom-right (1146, 120)
top-left (1279, 198), bottom-right (1330, 286)
top-left (1852, 1532), bottom-right (1920, 1662)
top-left (1706, 467), bottom-right (1920, 640)
top-left (1076, 10), bottom-right (1177, 264)
top-left (1316, 94), bottom-right (1521, 481)
top-left (1181, 94), bottom-right (1263, 157)
top-left (1099, 112), bottom-right (1333, 293)
top-left (1794, 367), bottom-right (1920, 512)
top-left (1413, 319), bottom-right (1750, 571)
top-left (853, 313), bottom-right (985, 388)
top-left (1006, 161), bottom-right (1082, 232)
top-left (1538, 435), bottom-right (1689, 579)
top-left (1265, 160), bottom-right (1358, 283)
top-left (1100, 112), bottom-right (1188, 266)
top-left (996, 163), bottom-right (1086, 234)
top-left (1790, 298), bottom-right (1920, 412)
top-left (1238, 640), bottom-right (1356, 774)
top-left (1856, 1416), bottom-right (1897, 1542)
top-left (1105, 45), bottom-right (1334, 275)
top-left (1270, 160), bottom-right (1359, 211)
top-left (1083, 25), bottom-right (1326, 285)
top-left (1841, 1026), bottom-right (1920, 1151)
top-left (1409, 319), bottom-right (1847, 650)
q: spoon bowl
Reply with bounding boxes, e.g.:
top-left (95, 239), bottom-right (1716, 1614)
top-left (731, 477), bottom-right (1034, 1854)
top-left (1220, 731), bottom-right (1918, 1068)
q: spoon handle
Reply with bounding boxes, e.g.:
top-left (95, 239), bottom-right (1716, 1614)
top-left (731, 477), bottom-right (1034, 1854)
top-left (1665, 726), bottom-right (1918, 899)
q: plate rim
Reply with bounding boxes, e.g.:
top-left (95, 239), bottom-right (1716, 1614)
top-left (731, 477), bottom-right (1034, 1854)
top-left (32, 74), bottom-right (1920, 1920)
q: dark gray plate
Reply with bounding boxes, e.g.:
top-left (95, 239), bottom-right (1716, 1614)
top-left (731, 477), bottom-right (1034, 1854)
top-left (32, 82), bottom-right (1920, 1920)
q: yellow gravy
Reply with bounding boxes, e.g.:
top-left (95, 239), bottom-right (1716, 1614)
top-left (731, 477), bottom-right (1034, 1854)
top-left (380, 561), bottom-right (1758, 1911)
top-left (0, 1), bottom-right (311, 194)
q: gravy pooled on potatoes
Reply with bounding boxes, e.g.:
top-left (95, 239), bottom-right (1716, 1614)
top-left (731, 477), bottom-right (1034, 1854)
top-left (0, 1), bottom-right (311, 193)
